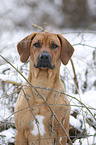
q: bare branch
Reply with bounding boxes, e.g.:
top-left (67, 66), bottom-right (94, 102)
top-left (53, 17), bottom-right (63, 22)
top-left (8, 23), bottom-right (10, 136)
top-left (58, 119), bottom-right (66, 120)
top-left (0, 121), bottom-right (15, 132)
top-left (0, 54), bottom-right (73, 145)
top-left (0, 79), bottom-right (21, 86)
top-left (32, 24), bottom-right (48, 32)
top-left (70, 58), bottom-right (79, 94)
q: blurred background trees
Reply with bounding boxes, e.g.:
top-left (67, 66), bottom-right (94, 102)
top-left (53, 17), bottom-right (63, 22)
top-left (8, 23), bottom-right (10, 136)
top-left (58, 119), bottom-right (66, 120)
top-left (0, 0), bottom-right (96, 34)
top-left (0, 0), bottom-right (96, 144)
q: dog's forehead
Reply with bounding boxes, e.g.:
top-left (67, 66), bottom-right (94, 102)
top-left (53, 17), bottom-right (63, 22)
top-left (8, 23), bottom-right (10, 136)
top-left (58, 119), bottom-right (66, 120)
top-left (33, 32), bottom-right (60, 43)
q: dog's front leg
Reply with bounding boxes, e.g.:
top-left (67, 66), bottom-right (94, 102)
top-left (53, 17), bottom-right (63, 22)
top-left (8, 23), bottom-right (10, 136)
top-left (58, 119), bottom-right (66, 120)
top-left (15, 130), bottom-right (28, 145)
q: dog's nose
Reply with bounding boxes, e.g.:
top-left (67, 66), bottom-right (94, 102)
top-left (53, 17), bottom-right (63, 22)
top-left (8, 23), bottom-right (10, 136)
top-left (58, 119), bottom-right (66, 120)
top-left (39, 52), bottom-right (50, 61)
top-left (34, 51), bottom-right (55, 69)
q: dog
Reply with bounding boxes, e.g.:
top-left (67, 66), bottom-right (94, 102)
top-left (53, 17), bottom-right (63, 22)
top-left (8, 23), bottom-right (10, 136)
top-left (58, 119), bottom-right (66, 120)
top-left (14, 32), bottom-right (74, 145)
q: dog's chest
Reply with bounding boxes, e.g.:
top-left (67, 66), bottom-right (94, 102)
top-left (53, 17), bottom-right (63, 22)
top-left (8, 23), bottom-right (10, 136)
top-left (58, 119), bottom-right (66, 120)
top-left (24, 104), bottom-right (55, 137)
top-left (29, 112), bottom-right (56, 137)
top-left (30, 115), bottom-right (45, 136)
top-left (25, 110), bottom-right (51, 138)
top-left (23, 87), bottom-right (65, 137)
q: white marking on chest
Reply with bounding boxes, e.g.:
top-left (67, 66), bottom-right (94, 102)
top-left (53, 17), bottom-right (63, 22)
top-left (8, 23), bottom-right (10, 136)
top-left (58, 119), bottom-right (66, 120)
top-left (31, 115), bottom-right (45, 136)
top-left (59, 137), bottom-right (62, 145)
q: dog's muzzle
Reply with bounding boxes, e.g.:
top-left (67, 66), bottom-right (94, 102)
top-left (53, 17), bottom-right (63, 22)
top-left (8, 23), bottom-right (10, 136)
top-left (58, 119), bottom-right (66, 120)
top-left (34, 52), bottom-right (55, 69)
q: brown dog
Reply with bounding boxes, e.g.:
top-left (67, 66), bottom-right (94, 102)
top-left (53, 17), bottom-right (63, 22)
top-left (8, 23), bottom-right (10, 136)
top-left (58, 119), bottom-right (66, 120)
top-left (14, 32), bottom-right (74, 145)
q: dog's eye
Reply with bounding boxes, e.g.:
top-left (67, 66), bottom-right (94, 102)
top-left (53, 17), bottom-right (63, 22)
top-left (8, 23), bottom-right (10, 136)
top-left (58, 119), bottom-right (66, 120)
top-left (51, 43), bottom-right (58, 49)
top-left (33, 42), bottom-right (40, 48)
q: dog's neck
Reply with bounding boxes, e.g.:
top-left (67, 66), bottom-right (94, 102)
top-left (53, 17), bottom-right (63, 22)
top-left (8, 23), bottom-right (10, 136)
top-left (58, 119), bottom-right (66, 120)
top-left (27, 60), bottom-right (61, 101)
top-left (28, 65), bottom-right (60, 88)
top-left (28, 61), bottom-right (62, 103)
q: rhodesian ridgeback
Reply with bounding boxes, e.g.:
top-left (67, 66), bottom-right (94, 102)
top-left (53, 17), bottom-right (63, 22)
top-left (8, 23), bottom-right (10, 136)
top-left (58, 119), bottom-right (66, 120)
top-left (14, 32), bottom-right (74, 145)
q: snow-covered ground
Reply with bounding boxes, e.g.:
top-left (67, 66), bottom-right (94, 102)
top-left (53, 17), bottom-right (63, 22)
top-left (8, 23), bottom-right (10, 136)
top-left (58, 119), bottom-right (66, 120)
top-left (0, 29), bottom-right (96, 144)
top-left (0, 0), bottom-right (96, 144)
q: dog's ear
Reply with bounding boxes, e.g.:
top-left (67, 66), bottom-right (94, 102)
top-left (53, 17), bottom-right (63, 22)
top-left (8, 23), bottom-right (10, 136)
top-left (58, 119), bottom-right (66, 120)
top-left (57, 34), bottom-right (74, 65)
top-left (17, 33), bottom-right (36, 62)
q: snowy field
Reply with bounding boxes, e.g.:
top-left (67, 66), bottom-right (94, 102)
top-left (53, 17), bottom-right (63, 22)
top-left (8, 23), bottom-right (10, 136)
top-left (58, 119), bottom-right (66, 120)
top-left (0, 29), bottom-right (96, 144)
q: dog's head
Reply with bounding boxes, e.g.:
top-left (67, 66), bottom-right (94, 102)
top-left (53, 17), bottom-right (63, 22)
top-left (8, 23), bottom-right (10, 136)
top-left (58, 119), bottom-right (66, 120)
top-left (17, 32), bottom-right (74, 70)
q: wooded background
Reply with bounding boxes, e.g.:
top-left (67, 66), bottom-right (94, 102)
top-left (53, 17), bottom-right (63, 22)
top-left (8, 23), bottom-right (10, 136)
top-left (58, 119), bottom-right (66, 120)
top-left (0, 0), bottom-right (96, 144)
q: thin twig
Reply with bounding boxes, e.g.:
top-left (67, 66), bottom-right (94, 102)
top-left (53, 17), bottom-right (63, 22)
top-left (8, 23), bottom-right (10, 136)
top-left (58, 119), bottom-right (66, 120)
top-left (32, 24), bottom-right (48, 32)
top-left (70, 58), bottom-right (79, 94)
top-left (0, 53), bottom-right (95, 121)
top-left (0, 79), bottom-right (21, 86)
top-left (66, 61), bottom-right (90, 145)
top-left (21, 87), bottom-right (41, 145)
top-left (0, 54), bottom-right (73, 145)
top-left (0, 121), bottom-right (15, 132)
top-left (73, 43), bottom-right (95, 49)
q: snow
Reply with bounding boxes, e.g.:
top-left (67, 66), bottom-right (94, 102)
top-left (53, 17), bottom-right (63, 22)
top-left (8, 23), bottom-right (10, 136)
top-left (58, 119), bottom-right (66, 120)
top-left (0, 128), bottom-right (16, 144)
top-left (0, 0), bottom-right (96, 144)
top-left (70, 115), bottom-right (81, 130)
top-left (80, 90), bottom-right (96, 109)
top-left (0, 30), bottom-right (96, 144)
top-left (74, 135), bottom-right (96, 145)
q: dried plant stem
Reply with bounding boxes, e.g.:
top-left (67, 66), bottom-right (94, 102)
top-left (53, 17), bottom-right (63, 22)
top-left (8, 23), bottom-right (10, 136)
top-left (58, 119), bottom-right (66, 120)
top-left (32, 24), bottom-right (48, 32)
top-left (1, 53), bottom-right (96, 121)
top-left (70, 58), bottom-right (79, 94)
top-left (68, 60), bottom-right (90, 145)
top-left (0, 79), bottom-right (21, 86)
top-left (0, 54), bottom-right (73, 145)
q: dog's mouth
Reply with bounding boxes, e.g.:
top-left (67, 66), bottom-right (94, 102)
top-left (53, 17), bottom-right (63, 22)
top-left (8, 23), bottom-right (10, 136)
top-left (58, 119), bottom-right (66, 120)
top-left (34, 52), bottom-right (55, 70)
top-left (34, 62), bottom-right (55, 70)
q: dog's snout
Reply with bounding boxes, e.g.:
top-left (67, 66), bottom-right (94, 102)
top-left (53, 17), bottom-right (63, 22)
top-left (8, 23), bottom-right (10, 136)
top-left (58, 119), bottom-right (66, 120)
top-left (34, 51), bottom-right (55, 69)
top-left (39, 52), bottom-right (50, 61)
